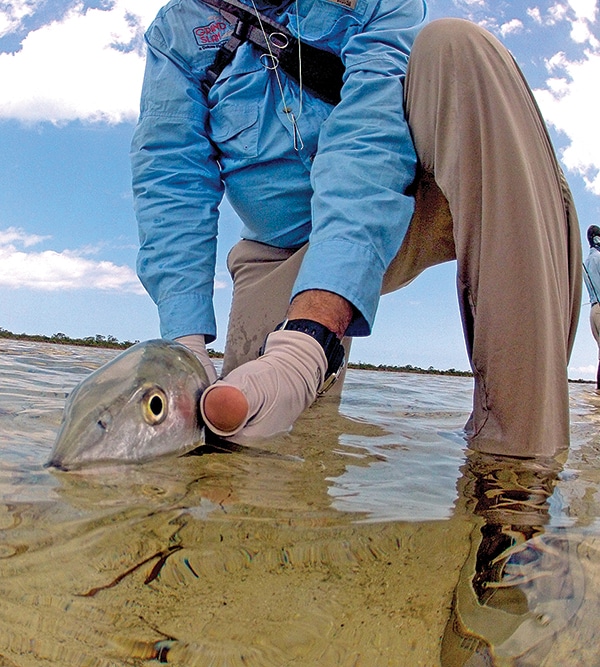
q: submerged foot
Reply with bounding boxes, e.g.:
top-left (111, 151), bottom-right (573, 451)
top-left (441, 454), bottom-right (585, 666)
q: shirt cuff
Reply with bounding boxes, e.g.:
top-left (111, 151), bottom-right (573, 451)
top-left (157, 292), bottom-right (217, 343)
top-left (291, 238), bottom-right (386, 337)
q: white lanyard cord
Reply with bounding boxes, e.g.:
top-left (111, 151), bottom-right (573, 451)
top-left (249, 0), bottom-right (304, 150)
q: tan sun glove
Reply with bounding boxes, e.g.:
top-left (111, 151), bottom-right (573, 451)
top-left (200, 329), bottom-right (328, 442)
top-left (175, 334), bottom-right (219, 385)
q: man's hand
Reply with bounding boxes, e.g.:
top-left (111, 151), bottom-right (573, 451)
top-left (200, 328), bottom-right (327, 440)
top-left (200, 290), bottom-right (352, 442)
top-left (175, 334), bottom-right (218, 384)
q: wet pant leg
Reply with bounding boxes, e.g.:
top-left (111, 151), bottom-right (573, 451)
top-left (385, 19), bottom-right (581, 457)
top-left (590, 303), bottom-right (600, 359)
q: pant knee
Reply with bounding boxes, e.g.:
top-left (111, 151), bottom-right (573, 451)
top-left (226, 239), bottom-right (298, 286)
top-left (414, 18), bottom-right (494, 55)
top-left (226, 240), bottom-right (252, 281)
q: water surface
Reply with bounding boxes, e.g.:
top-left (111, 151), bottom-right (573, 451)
top-left (1, 339), bottom-right (600, 666)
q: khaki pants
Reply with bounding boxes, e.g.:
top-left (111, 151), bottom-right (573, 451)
top-left (222, 19), bottom-right (582, 458)
top-left (590, 303), bottom-right (600, 358)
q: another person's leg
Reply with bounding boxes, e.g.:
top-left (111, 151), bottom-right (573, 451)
top-left (589, 303), bottom-right (600, 390)
top-left (392, 18), bottom-right (581, 457)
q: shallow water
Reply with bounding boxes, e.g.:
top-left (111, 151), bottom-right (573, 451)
top-left (1, 339), bottom-right (600, 666)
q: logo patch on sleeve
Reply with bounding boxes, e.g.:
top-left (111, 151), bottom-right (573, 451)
top-left (324, 0), bottom-right (357, 9)
top-left (193, 17), bottom-right (231, 50)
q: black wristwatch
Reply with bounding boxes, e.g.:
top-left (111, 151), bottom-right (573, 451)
top-left (273, 318), bottom-right (346, 394)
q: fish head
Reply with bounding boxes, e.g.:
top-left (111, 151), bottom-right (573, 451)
top-left (47, 339), bottom-right (211, 470)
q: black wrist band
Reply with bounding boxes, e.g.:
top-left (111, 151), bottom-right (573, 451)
top-left (274, 318), bottom-right (346, 394)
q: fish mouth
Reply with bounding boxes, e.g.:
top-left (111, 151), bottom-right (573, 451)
top-left (44, 459), bottom-right (69, 471)
top-left (45, 434), bottom-right (97, 471)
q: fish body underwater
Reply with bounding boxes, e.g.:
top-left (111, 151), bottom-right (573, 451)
top-left (47, 339), bottom-right (211, 470)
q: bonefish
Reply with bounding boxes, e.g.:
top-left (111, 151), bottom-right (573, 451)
top-left (47, 339), bottom-right (211, 470)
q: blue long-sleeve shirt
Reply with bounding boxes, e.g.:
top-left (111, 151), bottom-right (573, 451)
top-left (131, 0), bottom-right (427, 342)
top-left (584, 247), bottom-right (600, 305)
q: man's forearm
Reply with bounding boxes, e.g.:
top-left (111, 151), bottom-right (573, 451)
top-left (286, 289), bottom-right (353, 340)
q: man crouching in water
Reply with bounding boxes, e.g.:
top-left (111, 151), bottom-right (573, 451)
top-left (131, 0), bottom-right (581, 459)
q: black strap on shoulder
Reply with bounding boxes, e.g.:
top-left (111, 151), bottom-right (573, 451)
top-left (199, 0), bottom-right (345, 105)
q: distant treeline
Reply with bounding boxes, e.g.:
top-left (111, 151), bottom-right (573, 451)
top-left (1, 327), bottom-right (592, 381)
top-left (0, 327), bottom-right (136, 350)
top-left (0, 327), bottom-right (228, 357)
top-left (1, 326), bottom-right (471, 376)
top-left (346, 360), bottom-right (472, 377)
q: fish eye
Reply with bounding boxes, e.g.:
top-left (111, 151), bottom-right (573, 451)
top-left (141, 387), bottom-right (168, 425)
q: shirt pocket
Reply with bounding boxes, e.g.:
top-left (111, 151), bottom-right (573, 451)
top-left (209, 102), bottom-right (259, 160)
top-left (296, 0), bottom-right (366, 46)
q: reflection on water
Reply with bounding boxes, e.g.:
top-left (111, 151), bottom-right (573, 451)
top-left (1, 339), bottom-right (600, 665)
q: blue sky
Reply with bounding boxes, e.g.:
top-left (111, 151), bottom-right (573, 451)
top-left (1, 0), bottom-right (599, 378)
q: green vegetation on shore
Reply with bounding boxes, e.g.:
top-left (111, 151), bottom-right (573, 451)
top-left (1, 326), bottom-right (593, 382)
top-left (1, 327), bottom-right (469, 376)
top-left (3, 327), bottom-right (595, 384)
top-left (0, 327), bottom-right (225, 358)
top-left (1, 327), bottom-right (136, 350)
top-left (0, 327), bottom-right (592, 384)
top-left (0, 327), bottom-right (226, 358)
top-left (347, 360), bottom-right (472, 377)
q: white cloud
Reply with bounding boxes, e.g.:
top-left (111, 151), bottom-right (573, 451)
top-left (0, 0), bottom-right (165, 124)
top-left (534, 46), bottom-right (600, 195)
top-left (0, 226), bottom-right (229, 292)
top-left (569, 364), bottom-right (596, 379)
top-left (548, 3), bottom-right (569, 24)
top-left (500, 18), bottom-right (524, 36)
top-left (565, 0), bottom-right (600, 45)
top-left (0, 0), bottom-right (43, 38)
top-left (0, 226), bottom-right (145, 293)
top-left (568, 0), bottom-right (598, 22)
top-left (538, 0), bottom-right (599, 45)
top-left (531, 2), bottom-right (597, 29)
top-left (0, 226), bottom-right (49, 247)
top-left (569, 17), bottom-right (598, 43)
top-left (527, 0), bottom-right (600, 194)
